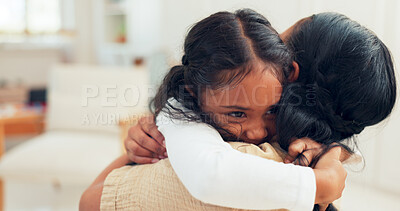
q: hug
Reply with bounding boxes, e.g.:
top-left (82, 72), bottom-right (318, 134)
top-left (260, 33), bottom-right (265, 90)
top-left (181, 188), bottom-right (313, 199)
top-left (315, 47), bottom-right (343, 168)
top-left (80, 8), bottom-right (396, 211)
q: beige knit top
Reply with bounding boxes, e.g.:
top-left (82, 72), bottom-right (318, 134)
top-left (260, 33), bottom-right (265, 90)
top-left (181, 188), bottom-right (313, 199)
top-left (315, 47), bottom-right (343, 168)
top-left (100, 142), bottom-right (290, 211)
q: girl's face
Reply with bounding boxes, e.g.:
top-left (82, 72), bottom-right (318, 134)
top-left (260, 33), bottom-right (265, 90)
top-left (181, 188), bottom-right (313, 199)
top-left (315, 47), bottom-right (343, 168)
top-left (201, 60), bottom-right (282, 145)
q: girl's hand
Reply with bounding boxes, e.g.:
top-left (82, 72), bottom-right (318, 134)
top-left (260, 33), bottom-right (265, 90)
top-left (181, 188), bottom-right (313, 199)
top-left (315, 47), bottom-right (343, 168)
top-left (286, 139), bottom-right (345, 209)
top-left (313, 146), bottom-right (347, 204)
top-left (124, 115), bottom-right (167, 164)
top-left (284, 138), bottom-right (323, 166)
top-left (285, 138), bottom-right (353, 166)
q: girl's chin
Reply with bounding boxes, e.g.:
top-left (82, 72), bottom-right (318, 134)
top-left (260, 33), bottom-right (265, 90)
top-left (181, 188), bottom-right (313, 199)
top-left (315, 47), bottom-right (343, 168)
top-left (218, 130), bottom-right (270, 145)
top-left (241, 138), bottom-right (267, 145)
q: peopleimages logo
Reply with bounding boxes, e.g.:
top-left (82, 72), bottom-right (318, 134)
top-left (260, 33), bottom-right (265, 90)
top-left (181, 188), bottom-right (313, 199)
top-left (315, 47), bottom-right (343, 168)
top-left (78, 84), bottom-right (156, 126)
top-left (81, 84), bottom-right (157, 107)
top-left (81, 113), bottom-right (122, 126)
top-left (81, 113), bottom-right (148, 126)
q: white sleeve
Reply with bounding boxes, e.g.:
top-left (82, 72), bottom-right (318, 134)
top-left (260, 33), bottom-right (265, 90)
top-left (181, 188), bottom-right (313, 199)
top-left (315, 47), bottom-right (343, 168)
top-left (156, 112), bottom-right (316, 211)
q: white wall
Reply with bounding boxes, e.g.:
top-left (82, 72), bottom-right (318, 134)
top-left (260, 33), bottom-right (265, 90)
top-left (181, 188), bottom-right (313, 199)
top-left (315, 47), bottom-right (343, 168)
top-left (72, 0), bottom-right (96, 64)
top-left (0, 0), bottom-right (94, 89)
top-left (0, 48), bottom-right (62, 87)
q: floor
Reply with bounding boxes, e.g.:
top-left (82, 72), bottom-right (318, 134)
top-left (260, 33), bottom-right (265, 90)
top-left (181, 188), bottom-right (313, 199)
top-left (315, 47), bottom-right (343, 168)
top-left (2, 137), bottom-right (400, 211)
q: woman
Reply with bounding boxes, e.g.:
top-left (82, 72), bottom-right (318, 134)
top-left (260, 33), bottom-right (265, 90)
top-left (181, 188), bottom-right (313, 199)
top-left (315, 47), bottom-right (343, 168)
top-left (276, 13), bottom-right (396, 163)
top-left (80, 10), bottom-right (396, 211)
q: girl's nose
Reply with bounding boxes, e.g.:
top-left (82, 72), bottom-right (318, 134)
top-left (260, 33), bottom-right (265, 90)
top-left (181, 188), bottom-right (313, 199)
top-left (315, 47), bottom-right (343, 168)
top-left (245, 127), bottom-right (268, 144)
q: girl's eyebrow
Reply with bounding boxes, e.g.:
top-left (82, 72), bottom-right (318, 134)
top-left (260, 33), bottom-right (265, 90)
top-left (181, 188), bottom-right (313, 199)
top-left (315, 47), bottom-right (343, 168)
top-left (220, 105), bottom-right (251, 111)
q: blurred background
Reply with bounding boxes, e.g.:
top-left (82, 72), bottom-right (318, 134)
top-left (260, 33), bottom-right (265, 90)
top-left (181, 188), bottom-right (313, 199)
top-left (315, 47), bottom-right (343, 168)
top-left (0, 0), bottom-right (399, 210)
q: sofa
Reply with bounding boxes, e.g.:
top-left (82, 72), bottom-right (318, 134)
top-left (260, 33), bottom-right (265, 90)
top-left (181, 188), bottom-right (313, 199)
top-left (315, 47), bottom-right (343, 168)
top-left (0, 64), bottom-right (150, 210)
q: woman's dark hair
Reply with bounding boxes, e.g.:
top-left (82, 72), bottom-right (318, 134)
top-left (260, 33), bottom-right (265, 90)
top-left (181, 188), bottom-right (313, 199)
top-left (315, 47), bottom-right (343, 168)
top-left (151, 9), bottom-right (293, 127)
top-left (276, 12), bottom-right (397, 161)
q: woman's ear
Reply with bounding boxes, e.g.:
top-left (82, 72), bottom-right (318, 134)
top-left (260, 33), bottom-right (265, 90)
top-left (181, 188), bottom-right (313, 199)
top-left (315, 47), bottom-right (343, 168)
top-left (288, 61), bottom-right (299, 82)
top-left (185, 85), bottom-right (196, 97)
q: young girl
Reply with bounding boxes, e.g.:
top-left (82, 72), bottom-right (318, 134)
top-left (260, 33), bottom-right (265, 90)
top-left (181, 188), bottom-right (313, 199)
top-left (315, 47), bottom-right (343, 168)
top-left (80, 10), bottom-right (396, 211)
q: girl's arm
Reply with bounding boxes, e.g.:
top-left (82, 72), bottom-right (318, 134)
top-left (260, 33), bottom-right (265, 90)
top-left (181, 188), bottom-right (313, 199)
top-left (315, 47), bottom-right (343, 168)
top-left (157, 111), bottom-right (344, 211)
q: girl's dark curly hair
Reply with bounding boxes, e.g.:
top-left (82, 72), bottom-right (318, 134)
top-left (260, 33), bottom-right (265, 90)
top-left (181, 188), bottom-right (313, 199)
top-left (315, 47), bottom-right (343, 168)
top-left (151, 9), bottom-right (294, 132)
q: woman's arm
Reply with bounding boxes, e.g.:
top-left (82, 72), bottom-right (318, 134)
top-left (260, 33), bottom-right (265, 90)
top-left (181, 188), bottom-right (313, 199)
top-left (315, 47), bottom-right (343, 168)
top-left (156, 111), bottom-right (344, 211)
top-left (79, 155), bottom-right (131, 211)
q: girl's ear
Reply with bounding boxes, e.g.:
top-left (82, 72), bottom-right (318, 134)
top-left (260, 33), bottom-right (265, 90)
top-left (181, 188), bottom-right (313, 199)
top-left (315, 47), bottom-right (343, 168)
top-left (288, 61), bottom-right (300, 82)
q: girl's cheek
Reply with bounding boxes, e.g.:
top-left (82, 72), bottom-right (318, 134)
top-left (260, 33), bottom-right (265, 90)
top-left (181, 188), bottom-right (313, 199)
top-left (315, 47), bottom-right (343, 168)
top-left (211, 114), bottom-right (243, 138)
top-left (213, 114), bottom-right (228, 125)
top-left (223, 123), bottom-right (243, 138)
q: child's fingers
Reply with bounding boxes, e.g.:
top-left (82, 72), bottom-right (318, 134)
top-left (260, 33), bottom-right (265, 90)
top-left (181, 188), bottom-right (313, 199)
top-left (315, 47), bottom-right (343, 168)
top-left (139, 116), bottom-right (165, 147)
top-left (285, 139), bottom-right (306, 163)
top-left (127, 123), bottom-right (166, 157)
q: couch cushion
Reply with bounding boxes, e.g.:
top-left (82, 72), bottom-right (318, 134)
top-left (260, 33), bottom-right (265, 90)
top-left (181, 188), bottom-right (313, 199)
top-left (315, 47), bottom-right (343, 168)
top-left (0, 130), bottom-right (122, 186)
top-left (46, 64), bottom-right (150, 133)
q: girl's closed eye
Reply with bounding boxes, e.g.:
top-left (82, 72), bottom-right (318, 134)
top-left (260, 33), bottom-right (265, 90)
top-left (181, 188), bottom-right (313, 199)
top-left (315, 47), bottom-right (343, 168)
top-left (267, 106), bottom-right (278, 114)
top-left (227, 111), bottom-right (246, 118)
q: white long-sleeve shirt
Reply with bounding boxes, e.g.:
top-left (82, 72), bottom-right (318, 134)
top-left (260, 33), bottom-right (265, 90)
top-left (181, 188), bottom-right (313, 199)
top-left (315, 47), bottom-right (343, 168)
top-left (156, 100), bottom-right (316, 211)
